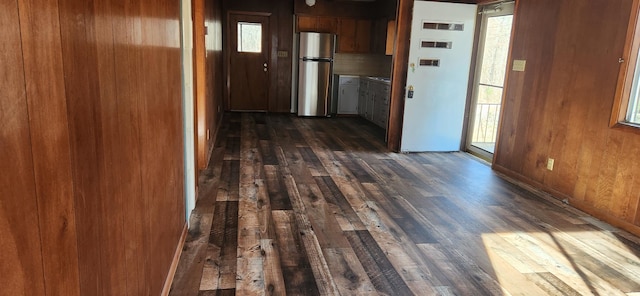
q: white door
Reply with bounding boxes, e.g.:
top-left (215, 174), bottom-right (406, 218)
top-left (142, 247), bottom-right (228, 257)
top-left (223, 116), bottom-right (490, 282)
top-left (401, 1), bottom-right (477, 152)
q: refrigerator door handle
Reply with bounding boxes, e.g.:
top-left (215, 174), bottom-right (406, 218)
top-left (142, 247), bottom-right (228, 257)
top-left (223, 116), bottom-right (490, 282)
top-left (302, 57), bottom-right (333, 62)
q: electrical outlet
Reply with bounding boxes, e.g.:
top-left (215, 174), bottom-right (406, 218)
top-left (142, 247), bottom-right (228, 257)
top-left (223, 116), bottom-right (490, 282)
top-left (546, 158), bottom-right (555, 171)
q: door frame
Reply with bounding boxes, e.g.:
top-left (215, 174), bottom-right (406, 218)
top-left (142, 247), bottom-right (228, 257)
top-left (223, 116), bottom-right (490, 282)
top-left (224, 11), bottom-right (276, 112)
top-left (387, 0), bottom-right (414, 152)
top-left (463, 1), bottom-right (516, 162)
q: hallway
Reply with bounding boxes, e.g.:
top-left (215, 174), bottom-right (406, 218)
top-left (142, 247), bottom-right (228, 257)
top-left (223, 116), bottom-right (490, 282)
top-left (171, 113), bottom-right (640, 295)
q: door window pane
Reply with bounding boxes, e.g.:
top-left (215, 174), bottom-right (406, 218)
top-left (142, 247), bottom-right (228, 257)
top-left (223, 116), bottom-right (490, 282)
top-left (237, 22), bottom-right (262, 53)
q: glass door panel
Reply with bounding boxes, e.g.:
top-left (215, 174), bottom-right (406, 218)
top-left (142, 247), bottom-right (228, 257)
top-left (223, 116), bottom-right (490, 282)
top-left (467, 3), bottom-right (514, 159)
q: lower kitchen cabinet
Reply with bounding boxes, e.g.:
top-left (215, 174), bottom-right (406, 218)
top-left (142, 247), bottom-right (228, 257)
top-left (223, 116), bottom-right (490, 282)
top-left (358, 79), bottom-right (369, 118)
top-left (337, 75), bottom-right (359, 115)
top-left (358, 77), bottom-right (390, 129)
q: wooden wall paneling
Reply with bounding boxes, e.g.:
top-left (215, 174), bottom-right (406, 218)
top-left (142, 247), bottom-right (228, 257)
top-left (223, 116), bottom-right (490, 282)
top-left (4, 0), bottom-right (187, 294)
top-left (276, 0), bottom-right (294, 112)
top-left (92, 0), bottom-right (136, 294)
top-left (493, 0), bottom-right (556, 170)
top-left (579, 1), bottom-right (632, 218)
top-left (206, 0), bottom-right (224, 153)
top-left (387, 0), bottom-right (412, 151)
top-left (506, 0), bottom-right (559, 181)
top-left (195, 0), bottom-right (208, 169)
top-left (294, 0), bottom-right (388, 18)
top-left (16, 0), bottom-right (82, 295)
top-left (516, 1), bottom-right (564, 184)
top-left (269, 12), bottom-right (280, 113)
top-left (611, 135), bottom-right (640, 223)
top-left (0, 1), bottom-right (46, 295)
top-left (215, 1), bottom-right (224, 118)
top-left (138, 0), bottom-right (186, 294)
top-left (550, 1), bottom-right (626, 204)
top-left (89, 1), bottom-right (133, 295)
top-left (110, 1), bottom-right (149, 294)
top-left (495, 0), bottom-right (640, 235)
top-left (543, 2), bottom-right (590, 197)
top-left (57, 0), bottom-right (126, 294)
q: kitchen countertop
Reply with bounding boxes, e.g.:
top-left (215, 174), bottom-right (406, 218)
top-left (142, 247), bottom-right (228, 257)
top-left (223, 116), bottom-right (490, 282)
top-left (364, 76), bottom-right (391, 84)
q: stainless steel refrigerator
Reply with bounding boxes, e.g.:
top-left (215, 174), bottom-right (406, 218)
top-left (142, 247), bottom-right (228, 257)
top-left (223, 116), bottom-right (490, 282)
top-left (297, 32), bottom-right (335, 117)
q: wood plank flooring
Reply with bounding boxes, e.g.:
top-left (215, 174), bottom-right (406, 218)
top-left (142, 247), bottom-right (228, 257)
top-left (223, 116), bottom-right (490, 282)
top-left (170, 113), bottom-right (640, 296)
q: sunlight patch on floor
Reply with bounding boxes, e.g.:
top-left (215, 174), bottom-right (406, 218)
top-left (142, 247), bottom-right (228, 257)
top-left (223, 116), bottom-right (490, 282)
top-left (482, 231), bottom-right (640, 295)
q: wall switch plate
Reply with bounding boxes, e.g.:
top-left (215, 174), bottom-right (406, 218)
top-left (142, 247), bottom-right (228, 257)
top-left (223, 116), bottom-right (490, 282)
top-left (513, 59), bottom-right (526, 72)
top-left (547, 158), bottom-right (555, 171)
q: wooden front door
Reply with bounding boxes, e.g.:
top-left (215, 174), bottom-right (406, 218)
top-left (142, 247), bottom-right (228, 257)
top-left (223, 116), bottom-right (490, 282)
top-left (228, 13), bottom-right (270, 111)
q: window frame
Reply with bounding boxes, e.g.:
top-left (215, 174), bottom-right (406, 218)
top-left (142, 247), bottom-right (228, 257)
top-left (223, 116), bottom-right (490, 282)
top-left (611, 0), bottom-right (640, 132)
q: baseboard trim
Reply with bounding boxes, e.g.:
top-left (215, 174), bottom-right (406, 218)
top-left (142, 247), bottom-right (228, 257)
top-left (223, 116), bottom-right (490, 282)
top-left (492, 164), bottom-right (640, 238)
top-left (161, 223), bottom-right (188, 296)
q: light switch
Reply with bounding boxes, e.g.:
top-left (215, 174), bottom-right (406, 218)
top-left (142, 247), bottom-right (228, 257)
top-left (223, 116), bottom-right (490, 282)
top-left (277, 51), bottom-right (289, 58)
top-left (513, 60), bottom-right (526, 72)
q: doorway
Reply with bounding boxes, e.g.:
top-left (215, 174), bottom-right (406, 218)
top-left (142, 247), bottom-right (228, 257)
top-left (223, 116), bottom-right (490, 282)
top-left (228, 12), bottom-right (271, 111)
top-left (466, 2), bottom-right (515, 160)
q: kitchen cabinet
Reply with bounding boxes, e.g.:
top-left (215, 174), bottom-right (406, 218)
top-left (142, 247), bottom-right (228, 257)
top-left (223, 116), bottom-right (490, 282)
top-left (337, 76), bottom-right (359, 115)
top-left (337, 18), bottom-right (371, 53)
top-left (297, 16), bottom-right (338, 33)
top-left (358, 77), bottom-right (390, 129)
top-left (371, 19), bottom-right (389, 54)
top-left (358, 79), bottom-right (369, 118)
top-left (386, 20), bottom-right (396, 55)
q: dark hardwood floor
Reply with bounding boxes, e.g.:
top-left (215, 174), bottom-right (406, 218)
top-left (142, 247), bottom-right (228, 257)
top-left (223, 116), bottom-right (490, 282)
top-left (170, 113), bottom-right (640, 296)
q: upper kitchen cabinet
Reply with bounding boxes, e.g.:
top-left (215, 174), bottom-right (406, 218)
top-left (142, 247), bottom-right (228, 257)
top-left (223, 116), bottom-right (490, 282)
top-left (385, 20), bottom-right (396, 55)
top-left (297, 16), bottom-right (338, 33)
top-left (337, 18), bottom-right (372, 53)
top-left (371, 19), bottom-right (390, 55)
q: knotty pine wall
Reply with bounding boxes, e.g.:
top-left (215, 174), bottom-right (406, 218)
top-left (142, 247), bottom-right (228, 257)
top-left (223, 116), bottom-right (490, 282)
top-left (494, 0), bottom-right (640, 235)
top-left (1, 0), bottom-right (185, 295)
